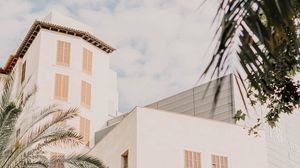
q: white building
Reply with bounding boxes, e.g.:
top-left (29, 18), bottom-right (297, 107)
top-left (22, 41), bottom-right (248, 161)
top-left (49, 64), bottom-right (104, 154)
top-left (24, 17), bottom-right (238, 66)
top-left (91, 74), bottom-right (300, 168)
top-left (90, 107), bottom-right (268, 168)
top-left (0, 11), bottom-right (118, 147)
top-left (1, 12), bottom-right (298, 168)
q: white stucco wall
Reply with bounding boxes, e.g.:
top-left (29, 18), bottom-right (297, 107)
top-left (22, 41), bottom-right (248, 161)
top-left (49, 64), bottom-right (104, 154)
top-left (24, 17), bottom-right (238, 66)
top-left (34, 29), bottom-right (118, 146)
top-left (90, 111), bottom-right (137, 168)
top-left (91, 107), bottom-right (268, 168)
top-left (7, 16), bottom-right (118, 147)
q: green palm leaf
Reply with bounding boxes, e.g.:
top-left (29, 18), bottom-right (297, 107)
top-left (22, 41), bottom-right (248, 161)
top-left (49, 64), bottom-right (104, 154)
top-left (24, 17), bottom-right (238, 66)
top-left (202, 0), bottom-right (300, 127)
top-left (0, 75), bottom-right (105, 167)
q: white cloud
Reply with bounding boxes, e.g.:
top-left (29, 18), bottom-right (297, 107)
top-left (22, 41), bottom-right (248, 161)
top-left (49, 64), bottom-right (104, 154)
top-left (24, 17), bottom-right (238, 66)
top-left (0, 1), bottom-right (34, 64)
top-left (0, 0), bottom-right (218, 112)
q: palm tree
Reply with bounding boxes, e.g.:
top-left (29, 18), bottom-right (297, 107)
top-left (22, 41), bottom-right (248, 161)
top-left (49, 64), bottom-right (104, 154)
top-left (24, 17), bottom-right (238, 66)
top-left (0, 75), bottom-right (105, 168)
top-left (202, 0), bottom-right (300, 127)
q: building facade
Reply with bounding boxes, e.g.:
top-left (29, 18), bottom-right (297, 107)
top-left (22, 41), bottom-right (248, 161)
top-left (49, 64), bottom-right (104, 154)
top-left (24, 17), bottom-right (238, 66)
top-left (0, 12), bottom-right (119, 147)
top-left (91, 74), bottom-right (300, 168)
top-left (90, 107), bottom-right (268, 168)
top-left (146, 74), bottom-right (300, 168)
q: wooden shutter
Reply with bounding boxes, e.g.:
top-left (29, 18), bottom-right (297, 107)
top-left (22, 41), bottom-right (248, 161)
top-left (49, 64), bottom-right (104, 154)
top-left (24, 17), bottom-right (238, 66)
top-left (211, 155), bottom-right (228, 168)
top-left (184, 150), bottom-right (189, 168)
top-left (56, 41), bottom-right (63, 65)
top-left (64, 42), bottom-right (70, 66)
top-left (62, 75), bottom-right (69, 99)
top-left (21, 61), bottom-right (26, 83)
top-left (82, 48), bottom-right (92, 74)
top-left (194, 152), bottom-right (201, 168)
top-left (81, 81), bottom-right (91, 108)
top-left (184, 150), bottom-right (193, 168)
top-left (212, 155), bottom-right (217, 168)
top-left (221, 156), bottom-right (228, 168)
top-left (185, 150), bottom-right (201, 168)
top-left (80, 116), bottom-right (90, 146)
top-left (54, 74), bottom-right (69, 101)
top-left (56, 41), bottom-right (70, 67)
top-left (54, 74), bottom-right (61, 99)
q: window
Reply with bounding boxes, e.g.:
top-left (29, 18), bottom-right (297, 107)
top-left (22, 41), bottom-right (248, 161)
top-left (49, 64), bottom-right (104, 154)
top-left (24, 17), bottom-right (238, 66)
top-left (82, 48), bottom-right (93, 74)
top-left (50, 153), bottom-right (64, 168)
top-left (80, 116), bottom-right (90, 147)
top-left (212, 155), bottom-right (228, 168)
top-left (21, 61), bottom-right (26, 83)
top-left (121, 150), bottom-right (128, 168)
top-left (54, 74), bottom-right (69, 101)
top-left (56, 40), bottom-right (70, 67)
top-left (81, 81), bottom-right (91, 108)
top-left (184, 150), bottom-right (201, 168)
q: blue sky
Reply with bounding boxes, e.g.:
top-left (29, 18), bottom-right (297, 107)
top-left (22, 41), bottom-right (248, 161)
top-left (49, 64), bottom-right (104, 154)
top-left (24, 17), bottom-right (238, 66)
top-left (0, 0), bottom-right (218, 112)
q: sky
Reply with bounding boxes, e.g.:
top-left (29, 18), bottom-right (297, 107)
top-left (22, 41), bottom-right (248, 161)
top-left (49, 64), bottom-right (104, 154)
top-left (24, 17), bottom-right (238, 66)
top-left (0, 0), bottom-right (219, 112)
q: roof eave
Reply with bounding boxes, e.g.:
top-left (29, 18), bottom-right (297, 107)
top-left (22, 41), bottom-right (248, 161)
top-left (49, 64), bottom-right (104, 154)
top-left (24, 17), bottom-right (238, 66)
top-left (3, 20), bottom-right (116, 74)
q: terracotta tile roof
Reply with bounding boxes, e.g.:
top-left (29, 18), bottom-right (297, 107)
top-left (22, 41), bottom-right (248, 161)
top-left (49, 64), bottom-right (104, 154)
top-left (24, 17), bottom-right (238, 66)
top-left (1, 55), bottom-right (18, 74)
top-left (1, 20), bottom-right (116, 74)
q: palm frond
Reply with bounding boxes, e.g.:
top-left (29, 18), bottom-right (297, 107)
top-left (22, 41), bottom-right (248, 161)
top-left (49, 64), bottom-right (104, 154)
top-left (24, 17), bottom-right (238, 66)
top-left (52, 154), bottom-right (105, 168)
top-left (0, 76), bottom-right (106, 168)
top-left (202, 0), bottom-right (300, 127)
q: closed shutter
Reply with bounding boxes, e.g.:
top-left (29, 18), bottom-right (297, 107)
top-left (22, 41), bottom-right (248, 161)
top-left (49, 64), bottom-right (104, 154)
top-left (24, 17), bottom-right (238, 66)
top-left (221, 156), bottom-right (228, 168)
top-left (185, 150), bottom-right (201, 168)
top-left (56, 41), bottom-right (63, 64)
top-left (212, 155), bottom-right (217, 168)
top-left (82, 48), bottom-right (92, 74)
top-left (64, 42), bottom-right (70, 66)
top-left (80, 116), bottom-right (90, 146)
top-left (56, 41), bottom-right (70, 67)
top-left (211, 155), bottom-right (228, 168)
top-left (81, 81), bottom-right (91, 108)
top-left (185, 150), bottom-right (189, 168)
top-left (194, 152), bottom-right (201, 168)
top-left (54, 74), bottom-right (69, 101)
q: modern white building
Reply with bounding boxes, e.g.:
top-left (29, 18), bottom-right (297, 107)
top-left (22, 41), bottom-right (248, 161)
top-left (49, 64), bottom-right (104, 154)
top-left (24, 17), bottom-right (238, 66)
top-left (0, 11), bottom-right (118, 147)
top-left (144, 74), bottom-right (300, 168)
top-left (91, 74), bottom-right (300, 168)
top-left (90, 107), bottom-right (268, 168)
